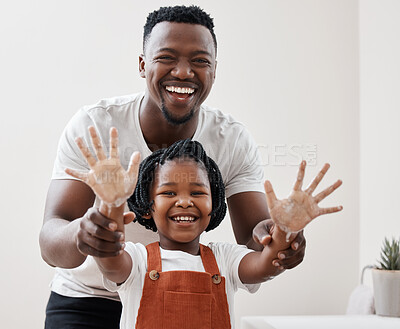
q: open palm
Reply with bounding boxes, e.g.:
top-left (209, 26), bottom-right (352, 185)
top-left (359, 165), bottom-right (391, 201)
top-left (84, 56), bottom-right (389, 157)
top-left (265, 161), bottom-right (342, 233)
top-left (65, 126), bottom-right (140, 207)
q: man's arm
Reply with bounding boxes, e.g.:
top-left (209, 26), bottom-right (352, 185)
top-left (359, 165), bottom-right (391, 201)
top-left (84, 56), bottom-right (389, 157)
top-left (227, 191), bottom-right (269, 249)
top-left (39, 179), bottom-right (124, 268)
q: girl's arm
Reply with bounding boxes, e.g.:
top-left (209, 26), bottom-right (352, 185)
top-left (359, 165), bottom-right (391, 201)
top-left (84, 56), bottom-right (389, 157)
top-left (93, 203), bottom-right (133, 284)
top-left (65, 126), bottom-right (140, 284)
top-left (239, 225), bottom-right (296, 284)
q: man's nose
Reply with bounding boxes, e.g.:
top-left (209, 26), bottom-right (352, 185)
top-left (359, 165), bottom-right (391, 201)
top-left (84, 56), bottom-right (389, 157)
top-left (171, 60), bottom-right (194, 80)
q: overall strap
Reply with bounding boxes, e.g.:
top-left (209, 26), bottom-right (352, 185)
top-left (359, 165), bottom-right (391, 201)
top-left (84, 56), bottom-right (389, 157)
top-left (199, 244), bottom-right (221, 276)
top-left (145, 242), bottom-right (162, 272)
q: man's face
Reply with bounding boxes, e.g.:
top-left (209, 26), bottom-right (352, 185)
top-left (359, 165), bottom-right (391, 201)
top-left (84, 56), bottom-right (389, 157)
top-left (140, 22), bottom-right (217, 125)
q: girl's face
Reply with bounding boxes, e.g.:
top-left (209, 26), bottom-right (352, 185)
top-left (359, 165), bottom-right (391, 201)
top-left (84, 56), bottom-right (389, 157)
top-left (149, 158), bottom-right (212, 255)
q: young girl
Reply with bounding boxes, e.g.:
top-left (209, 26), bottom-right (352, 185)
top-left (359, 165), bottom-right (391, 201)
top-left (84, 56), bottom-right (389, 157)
top-left (66, 127), bottom-right (342, 329)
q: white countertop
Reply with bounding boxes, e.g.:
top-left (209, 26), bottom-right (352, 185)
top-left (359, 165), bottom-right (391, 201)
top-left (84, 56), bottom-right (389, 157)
top-left (241, 315), bottom-right (400, 329)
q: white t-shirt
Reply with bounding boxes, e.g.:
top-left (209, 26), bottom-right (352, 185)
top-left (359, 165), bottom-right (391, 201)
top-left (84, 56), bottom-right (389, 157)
top-left (103, 242), bottom-right (260, 329)
top-left (50, 92), bottom-right (265, 300)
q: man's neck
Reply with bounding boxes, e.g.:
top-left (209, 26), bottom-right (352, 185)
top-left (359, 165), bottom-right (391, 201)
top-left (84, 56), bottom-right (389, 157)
top-left (139, 97), bottom-right (200, 151)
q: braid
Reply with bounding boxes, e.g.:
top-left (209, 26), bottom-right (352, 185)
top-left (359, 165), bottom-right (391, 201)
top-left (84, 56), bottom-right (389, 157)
top-left (127, 139), bottom-right (227, 232)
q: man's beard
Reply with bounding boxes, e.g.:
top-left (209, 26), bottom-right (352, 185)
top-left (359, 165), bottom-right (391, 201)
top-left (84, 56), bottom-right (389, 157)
top-left (161, 101), bottom-right (195, 126)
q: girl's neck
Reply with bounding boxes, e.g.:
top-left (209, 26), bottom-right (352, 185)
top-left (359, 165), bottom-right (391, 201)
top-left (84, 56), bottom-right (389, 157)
top-left (158, 238), bottom-right (201, 256)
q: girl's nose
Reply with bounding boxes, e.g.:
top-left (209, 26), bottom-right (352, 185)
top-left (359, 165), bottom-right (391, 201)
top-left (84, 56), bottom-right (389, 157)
top-left (175, 196), bottom-right (194, 208)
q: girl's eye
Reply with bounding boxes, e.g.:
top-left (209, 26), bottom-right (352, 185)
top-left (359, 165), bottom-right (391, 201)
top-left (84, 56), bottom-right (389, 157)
top-left (191, 191), bottom-right (206, 196)
top-left (161, 191), bottom-right (175, 196)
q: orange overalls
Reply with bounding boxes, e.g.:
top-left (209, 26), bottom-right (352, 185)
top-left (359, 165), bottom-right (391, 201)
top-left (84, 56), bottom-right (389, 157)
top-left (135, 242), bottom-right (232, 329)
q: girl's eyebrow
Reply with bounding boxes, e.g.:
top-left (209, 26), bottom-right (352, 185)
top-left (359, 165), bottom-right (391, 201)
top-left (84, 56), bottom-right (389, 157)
top-left (157, 182), bottom-right (209, 188)
top-left (157, 182), bottom-right (176, 188)
top-left (191, 182), bottom-right (208, 187)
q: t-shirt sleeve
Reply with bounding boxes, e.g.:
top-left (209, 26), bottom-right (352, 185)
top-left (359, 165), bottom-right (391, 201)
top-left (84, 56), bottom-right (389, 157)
top-left (52, 108), bottom-right (96, 180)
top-left (102, 242), bottom-right (147, 292)
top-left (224, 128), bottom-right (265, 198)
top-left (209, 242), bottom-right (260, 294)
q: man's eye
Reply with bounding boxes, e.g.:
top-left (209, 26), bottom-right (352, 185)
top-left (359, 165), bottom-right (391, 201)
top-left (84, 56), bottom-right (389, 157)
top-left (156, 56), bottom-right (174, 61)
top-left (193, 58), bottom-right (210, 64)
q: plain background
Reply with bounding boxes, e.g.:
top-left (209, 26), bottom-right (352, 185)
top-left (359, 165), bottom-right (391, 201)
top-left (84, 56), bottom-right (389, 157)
top-left (0, 0), bottom-right (398, 328)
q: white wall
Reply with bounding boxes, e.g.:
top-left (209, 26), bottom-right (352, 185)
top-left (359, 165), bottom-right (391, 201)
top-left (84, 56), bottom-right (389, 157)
top-left (0, 1), bottom-right (359, 328)
top-left (359, 0), bottom-right (400, 281)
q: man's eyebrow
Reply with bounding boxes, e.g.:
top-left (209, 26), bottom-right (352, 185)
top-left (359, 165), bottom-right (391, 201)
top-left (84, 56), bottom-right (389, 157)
top-left (156, 47), bottom-right (177, 54)
top-left (156, 48), bottom-right (212, 57)
top-left (191, 50), bottom-right (213, 57)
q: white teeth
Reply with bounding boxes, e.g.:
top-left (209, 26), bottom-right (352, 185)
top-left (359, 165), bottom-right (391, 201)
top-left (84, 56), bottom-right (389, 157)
top-left (166, 86), bottom-right (195, 94)
top-left (172, 216), bottom-right (196, 222)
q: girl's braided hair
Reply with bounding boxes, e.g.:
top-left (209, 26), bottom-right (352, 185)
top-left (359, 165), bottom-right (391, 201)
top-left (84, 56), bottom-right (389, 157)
top-left (127, 139), bottom-right (226, 232)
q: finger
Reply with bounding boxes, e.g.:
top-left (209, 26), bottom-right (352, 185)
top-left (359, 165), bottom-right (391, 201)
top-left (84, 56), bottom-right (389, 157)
top-left (77, 237), bottom-right (124, 258)
top-left (314, 179), bottom-right (342, 203)
top-left (277, 231), bottom-right (305, 257)
top-left (254, 234), bottom-right (272, 246)
top-left (65, 168), bottom-right (89, 182)
top-left (272, 258), bottom-right (286, 272)
top-left (264, 181), bottom-right (278, 209)
top-left (318, 205), bottom-right (343, 215)
top-left (78, 227), bottom-right (125, 250)
top-left (86, 207), bottom-right (121, 232)
top-left (127, 151), bottom-right (141, 180)
top-left (75, 137), bottom-right (97, 167)
top-left (305, 163), bottom-right (330, 195)
top-left (252, 219), bottom-right (273, 246)
top-left (291, 230), bottom-right (305, 251)
top-left (276, 238), bottom-right (306, 269)
top-left (109, 127), bottom-right (119, 159)
top-left (275, 231), bottom-right (305, 262)
top-left (293, 160), bottom-right (306, 191)
top-left (88, 126), bottom-right (106, 161)
top-left (276, 256), bottom-right (304, 270)
top-left (123, 211), bottom-right (136, 224)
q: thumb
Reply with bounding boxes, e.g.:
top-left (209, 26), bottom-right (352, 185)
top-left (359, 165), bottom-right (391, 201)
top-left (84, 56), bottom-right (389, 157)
top-left (127, 151), bottom-right (141, 182)
top-left (123, 211), bottom-right (136, 224)
top-left (252, 219), bottom-right (273, 246)
top-left (259, 234), bottom-right (272, 246)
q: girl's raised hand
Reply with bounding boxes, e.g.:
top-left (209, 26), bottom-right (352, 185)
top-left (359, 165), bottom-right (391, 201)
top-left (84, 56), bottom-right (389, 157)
top-left (65, 126), bottom-right (140, 207)
top-left (265, 161), bottom-right (342, 234)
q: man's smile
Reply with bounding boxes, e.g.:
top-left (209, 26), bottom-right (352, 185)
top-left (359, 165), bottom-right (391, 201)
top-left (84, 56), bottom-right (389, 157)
top-left (165, 86), bottom-right (195, 94)
top-left (163, 83), bottom-right (197, 103)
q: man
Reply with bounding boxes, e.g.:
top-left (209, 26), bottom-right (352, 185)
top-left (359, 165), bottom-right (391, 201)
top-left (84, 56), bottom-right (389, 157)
top-left (40, 5), bottom-right (306, 328)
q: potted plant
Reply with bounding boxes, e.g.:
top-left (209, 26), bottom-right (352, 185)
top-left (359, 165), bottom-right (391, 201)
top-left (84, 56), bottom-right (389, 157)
top-left (371, 237), bottom-right (400, 317)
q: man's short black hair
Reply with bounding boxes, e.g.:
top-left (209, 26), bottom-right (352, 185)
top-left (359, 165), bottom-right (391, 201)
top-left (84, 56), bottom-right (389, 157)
top-left (143, 5), bottom-right (217, 54)
top-left (127, 139), bottom-right (226, 233)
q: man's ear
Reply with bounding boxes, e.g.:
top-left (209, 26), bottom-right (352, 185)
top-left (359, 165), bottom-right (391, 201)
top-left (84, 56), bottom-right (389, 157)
top-left (139, 54), bottom-right (146, 78)
top-left (213, 59), bottom-right (217, 81)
